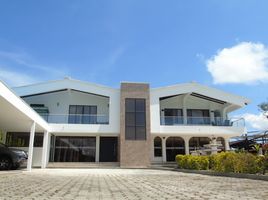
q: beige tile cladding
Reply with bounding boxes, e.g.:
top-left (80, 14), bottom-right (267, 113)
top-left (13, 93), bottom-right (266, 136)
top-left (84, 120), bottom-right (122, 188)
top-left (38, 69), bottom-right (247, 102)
top-left (120, 83), bottom-right (151, 168)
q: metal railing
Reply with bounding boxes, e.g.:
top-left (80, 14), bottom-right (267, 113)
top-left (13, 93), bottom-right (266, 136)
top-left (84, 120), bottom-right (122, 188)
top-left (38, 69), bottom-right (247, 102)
top-left (39, 114), bottom-right (109, 124)
top-left (160, 116), bottom-right (245, 127)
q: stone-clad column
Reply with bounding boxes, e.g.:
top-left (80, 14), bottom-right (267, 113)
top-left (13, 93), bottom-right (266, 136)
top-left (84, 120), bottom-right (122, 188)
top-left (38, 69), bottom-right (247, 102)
top-left (120, 83), bottom-right (151, 168)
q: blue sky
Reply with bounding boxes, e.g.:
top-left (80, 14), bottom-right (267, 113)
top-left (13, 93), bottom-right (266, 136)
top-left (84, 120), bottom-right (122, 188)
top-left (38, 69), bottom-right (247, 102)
top-left (1, 0), bottom-right (268, 130)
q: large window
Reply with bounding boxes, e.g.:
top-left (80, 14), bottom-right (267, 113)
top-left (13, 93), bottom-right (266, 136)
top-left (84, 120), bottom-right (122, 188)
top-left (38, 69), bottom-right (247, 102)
top-left (68, 105), bottom-right (97, 124)
top-left (187, 109), bottom-right (210, 125)
top-left (6, 132), bottom-right (43, 147)
top-left (50, 136), bottom-right (96, 162)
top-left (125, 98), bottom-right (146, 140)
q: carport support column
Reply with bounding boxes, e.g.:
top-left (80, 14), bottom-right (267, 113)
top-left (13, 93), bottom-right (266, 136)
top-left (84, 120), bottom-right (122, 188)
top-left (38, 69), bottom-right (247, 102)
top-left (184, 137), bottom-right (190, 155)
top-left (95, 136), bottom-right (100, 162)
top-left (41, 131), bottom-right (49, 169)
top-left (224, 137), bottom-right (230, 151)
top-left (162, 137), bottom-right (166, 162)
top-left (27, 122), bottom-right (36, 171)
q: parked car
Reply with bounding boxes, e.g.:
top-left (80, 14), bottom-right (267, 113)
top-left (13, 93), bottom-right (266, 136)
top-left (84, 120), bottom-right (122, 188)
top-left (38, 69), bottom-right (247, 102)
top-left (0, 142), bottom-right (28, 170)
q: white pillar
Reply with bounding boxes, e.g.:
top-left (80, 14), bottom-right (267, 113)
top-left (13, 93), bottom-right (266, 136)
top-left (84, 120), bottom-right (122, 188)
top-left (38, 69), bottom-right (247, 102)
top-left (184, 137), bottom-right (190, 155)
top-left (95, 136), bottom-right (100, 162)
top-left (41, 131), bottom-right (49, 169)
top-left (27, 122), bottom-right (36, 171)
top-left (162, 137), bottom-right (166, 162)
top-left (224, 137), bottom-right (230, 151)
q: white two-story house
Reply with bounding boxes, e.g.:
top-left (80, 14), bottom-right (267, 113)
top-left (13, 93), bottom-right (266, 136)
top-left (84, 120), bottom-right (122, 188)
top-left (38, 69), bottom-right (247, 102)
top-left (0, 78), bottom-right (250, 170)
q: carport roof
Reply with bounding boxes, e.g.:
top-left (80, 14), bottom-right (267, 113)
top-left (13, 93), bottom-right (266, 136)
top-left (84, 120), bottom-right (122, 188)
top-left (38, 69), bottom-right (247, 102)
top-left (0, 80), bottom-right (49, 132)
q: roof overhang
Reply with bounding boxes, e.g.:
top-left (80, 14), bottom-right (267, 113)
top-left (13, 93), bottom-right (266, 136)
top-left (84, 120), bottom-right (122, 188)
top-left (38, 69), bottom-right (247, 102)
top-left (13, 78), bottom-right (119, 98)
top-left (152, 82), bottom-right (250, 108)
top-left (0, 81), bottom-right (49, 132)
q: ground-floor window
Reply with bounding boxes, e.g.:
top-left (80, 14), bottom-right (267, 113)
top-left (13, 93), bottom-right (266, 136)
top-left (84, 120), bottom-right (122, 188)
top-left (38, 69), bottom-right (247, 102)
top-left (189, 137), bottom-right (210, 151)
top-left (166, 137), bottom-right (185, 161)
top-left (49, 136), bottom-right (96, 162)
top-left (154, 137), bottom-right (162, 157)
top-left (5, 132), bottom-right (43, 147)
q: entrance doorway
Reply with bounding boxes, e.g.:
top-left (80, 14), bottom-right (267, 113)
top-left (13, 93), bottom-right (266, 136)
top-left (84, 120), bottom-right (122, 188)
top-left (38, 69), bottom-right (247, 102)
top-left (99, 137), bottom-right (118, 162)
top-left (166, 137), bottom-right (185, 161)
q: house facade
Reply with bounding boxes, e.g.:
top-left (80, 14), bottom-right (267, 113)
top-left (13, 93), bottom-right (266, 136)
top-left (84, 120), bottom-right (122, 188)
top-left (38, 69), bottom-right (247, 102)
top-left (0, 78), bottom-right (250, 170)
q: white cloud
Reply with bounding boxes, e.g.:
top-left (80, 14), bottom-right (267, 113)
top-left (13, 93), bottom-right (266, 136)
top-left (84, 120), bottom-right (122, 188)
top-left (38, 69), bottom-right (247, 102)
top-left (206, 42), bottom-right (268, 84)
top-left (241, 113), bottom-right (268, 130)
top-left (0, 67), bottom-right (37, 86)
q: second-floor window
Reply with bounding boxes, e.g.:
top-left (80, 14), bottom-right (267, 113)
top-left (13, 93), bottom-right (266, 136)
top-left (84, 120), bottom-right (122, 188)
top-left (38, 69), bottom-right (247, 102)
top-left (163, 109), bottom-right (183, 125)
top-left (187, 109), bottom-right (210, 125)
top-left (68, 105), bottom-right (97, 124)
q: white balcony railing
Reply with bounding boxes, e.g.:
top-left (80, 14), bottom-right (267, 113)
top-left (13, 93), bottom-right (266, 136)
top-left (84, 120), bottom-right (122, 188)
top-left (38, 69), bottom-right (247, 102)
top-left (160, 116), bottom-right (245, 127)
top-left (39, 114), bottom-right (109, 124)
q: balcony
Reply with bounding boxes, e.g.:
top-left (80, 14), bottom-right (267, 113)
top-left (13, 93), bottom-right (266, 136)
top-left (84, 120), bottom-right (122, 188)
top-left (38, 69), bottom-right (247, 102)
top-left (39, 114), bottom-right (109, 124)
top-left (160, 116), bottom-right (245, 127)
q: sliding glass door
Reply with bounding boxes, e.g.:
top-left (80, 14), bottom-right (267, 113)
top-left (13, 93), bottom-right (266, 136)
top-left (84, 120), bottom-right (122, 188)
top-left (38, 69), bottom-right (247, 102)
top-left (50, 136), bottom-right (96, 162)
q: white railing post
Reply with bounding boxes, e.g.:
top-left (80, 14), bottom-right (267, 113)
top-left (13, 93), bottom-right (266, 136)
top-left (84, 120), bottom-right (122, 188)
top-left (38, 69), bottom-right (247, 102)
top-left (27, 122), bottom-right (36, 171)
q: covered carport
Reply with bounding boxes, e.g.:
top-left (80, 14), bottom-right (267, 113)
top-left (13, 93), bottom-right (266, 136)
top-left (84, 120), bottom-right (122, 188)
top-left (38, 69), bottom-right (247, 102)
top-left (0, 81), bottom-right (50, 171)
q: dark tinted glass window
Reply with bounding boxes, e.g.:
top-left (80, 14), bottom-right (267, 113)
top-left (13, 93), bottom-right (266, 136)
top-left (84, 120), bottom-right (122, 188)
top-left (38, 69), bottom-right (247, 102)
top-left (125, 98), bottom-right (146, 140)
top-left (136, 127), bottom-right (146, 140)
top-left (6, 132), bottom-right (43, 147)
top-left (136, 113), bottom-right (145, 126)
top-left (136, 99), bottom-right (145, 112)
top-left (126, 113), bottom-right (135, 126)
top-left (125, 127), bottom-right (136, 140)
top-left (126, 99), bottom-right (135, 112)
top-left (51, 136), bottom-right (96, 162)
top-left (154, 137), bottom-right (162, 157)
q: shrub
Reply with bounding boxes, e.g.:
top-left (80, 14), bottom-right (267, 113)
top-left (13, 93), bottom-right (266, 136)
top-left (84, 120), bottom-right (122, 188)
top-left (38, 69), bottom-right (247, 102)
top-left (176, 155), bottom-right (209, 170)
top-left (176, 152), bottom-right (267, 174)
top-left (210, 152), bottom-right (236, 172)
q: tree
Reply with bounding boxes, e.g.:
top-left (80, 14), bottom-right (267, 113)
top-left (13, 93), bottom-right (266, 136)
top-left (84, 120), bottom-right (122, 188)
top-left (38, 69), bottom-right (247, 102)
top-left (258, 101), bottom-right (268, 118)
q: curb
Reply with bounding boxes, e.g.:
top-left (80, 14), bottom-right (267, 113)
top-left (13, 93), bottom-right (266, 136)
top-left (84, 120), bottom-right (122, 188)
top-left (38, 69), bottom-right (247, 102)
top-left (173, 168), bottom-right (268, 181)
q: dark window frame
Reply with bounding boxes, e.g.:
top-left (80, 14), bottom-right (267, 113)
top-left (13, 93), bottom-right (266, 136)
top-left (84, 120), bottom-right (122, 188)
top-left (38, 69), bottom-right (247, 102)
top-left (125, 98), bottom-right (146, 140)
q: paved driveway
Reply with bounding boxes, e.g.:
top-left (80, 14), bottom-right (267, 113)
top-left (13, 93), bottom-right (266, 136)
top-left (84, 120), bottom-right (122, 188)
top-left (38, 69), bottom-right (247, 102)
top-left (0, 169), bottom-right (267, 200)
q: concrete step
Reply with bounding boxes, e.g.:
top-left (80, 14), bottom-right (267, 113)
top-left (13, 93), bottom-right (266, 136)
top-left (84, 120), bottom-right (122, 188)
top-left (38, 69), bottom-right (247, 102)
top-left (47, 162), bottom-right (120, 168)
